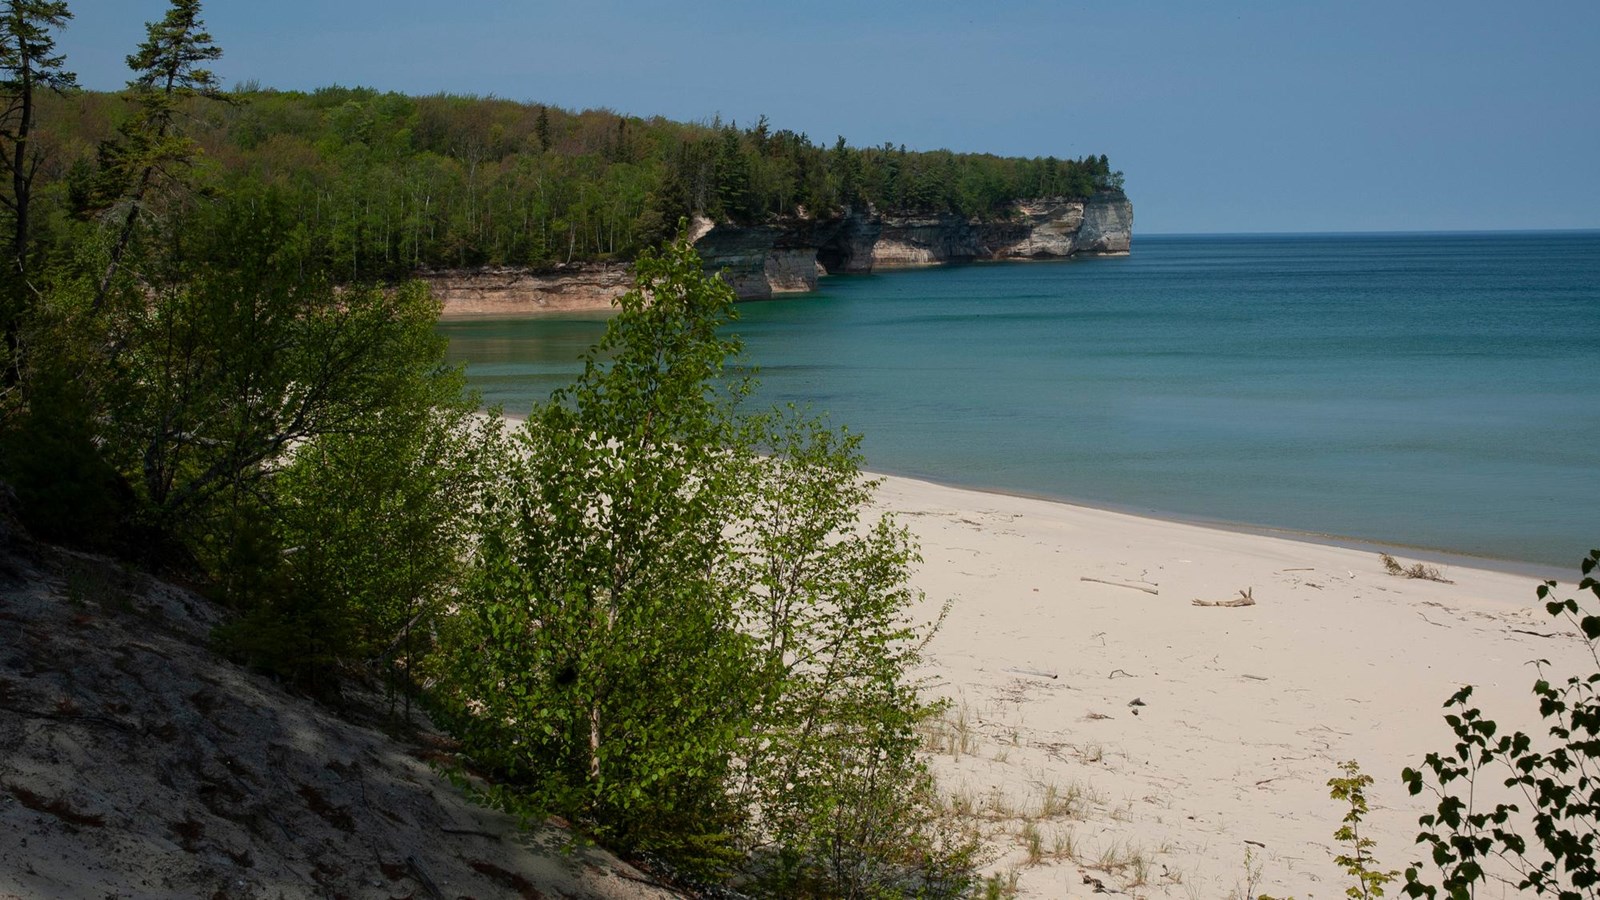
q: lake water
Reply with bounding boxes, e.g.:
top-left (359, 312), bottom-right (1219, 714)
top-left (441, 232), bottom-right (1600, 571)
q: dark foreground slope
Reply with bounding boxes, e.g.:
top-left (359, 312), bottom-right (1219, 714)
top-left (0, 517), bottom-right (682, 900)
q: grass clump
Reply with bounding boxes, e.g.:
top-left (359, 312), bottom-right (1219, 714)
top-left (1379, 553), bottom-right (1453, 583)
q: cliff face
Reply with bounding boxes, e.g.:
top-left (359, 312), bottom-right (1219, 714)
top-left (432, 192), bottom-right (1132, 313)
top-left (693, 190), bottom-right (1132, 299)
top-left (428, 263), bottom-right (632, 318)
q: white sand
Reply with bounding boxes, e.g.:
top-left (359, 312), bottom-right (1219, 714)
top-left (875, 473), bottom-right (1590, 899)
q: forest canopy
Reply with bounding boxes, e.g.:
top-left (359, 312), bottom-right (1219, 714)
top-left (32, 84), bottom-right (1121, 277)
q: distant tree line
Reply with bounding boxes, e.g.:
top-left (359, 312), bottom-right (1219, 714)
top-left (27, 84), bottom-right (1121, 278)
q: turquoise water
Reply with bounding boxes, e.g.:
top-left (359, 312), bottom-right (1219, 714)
top-left (441, 232), bottom-right (1600, 570)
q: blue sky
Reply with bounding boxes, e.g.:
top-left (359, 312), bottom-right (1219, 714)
top-left (54, 1), bottom-right (1600, 234)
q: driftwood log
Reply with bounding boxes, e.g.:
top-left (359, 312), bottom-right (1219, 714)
top-left (1193, 587), bottom-right (1255, 608)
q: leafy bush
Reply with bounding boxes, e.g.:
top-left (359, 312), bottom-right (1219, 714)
top-left (1400, 549), bottom-right (1600, 898)
top-left (436, 233), bottom-right (975, 894)
top-left (24, 185), bottom-right (488, 690)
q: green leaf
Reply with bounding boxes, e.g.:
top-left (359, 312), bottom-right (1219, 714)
top-left (1583, 616), bottom-right (1600, 640)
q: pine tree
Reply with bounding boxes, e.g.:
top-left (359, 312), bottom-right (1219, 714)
top-left (94, 0), bottom-right (225, 309)
top-left (0, 0), bottom-right (73, 275)
top-left (0, 0), bottom-right (74, 387)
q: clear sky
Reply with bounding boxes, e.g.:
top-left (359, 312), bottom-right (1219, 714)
top-left (53, 1), bottom-right (1600, 234)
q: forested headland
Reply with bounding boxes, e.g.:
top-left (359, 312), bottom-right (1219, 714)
top-left (29, 81), bottom-right (1122, 279)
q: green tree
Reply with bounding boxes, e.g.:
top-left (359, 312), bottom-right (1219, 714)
top-left (0, 0), bottom-right (73, 276)
top-left (442, 231), bottom-right (755, 871)
top-left (534, 104), bottom-right (550, 152)
top-left (716, 124), bottom-right (751, 220)
top-left (96, 191), bottom-right (464, 557)
top-left (437, 232), bottom-right (973, 892)
top-left (729, 410), bottom-right (972, 897)
top-left (94, 0), bottom-right (224, 308)
top-left (218, 389), bottom-right (493, 695)
top-left (0, 0), bottom-right (74, 390)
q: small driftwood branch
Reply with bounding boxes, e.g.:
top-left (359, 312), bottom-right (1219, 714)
top-left (1193, 588), bottom-right (1255, 608)
top-left (1418, 612), bottom-right (1447, 628)
top-left (1002, 666), bottom-right (1058, 680)
top-left (1080, 576), bottom-right (1159, 596)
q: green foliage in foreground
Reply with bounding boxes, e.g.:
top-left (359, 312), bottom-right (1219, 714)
top-left (435, 233), bottom-right (978, 895)
top-left (1258, 549), bottom-right (1600, 900)
top-left (1399, 549), bottom-right (1600, 899)
top-left (1330, 762), bottom-right (1399, 899)
top-left (8, 185), bottom-right (487, 692)
top-left (1, 6), bottom-right (979, 889)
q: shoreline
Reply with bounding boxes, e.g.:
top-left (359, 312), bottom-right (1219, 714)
top-left (873, 471), bottom-right (1591, 897)
top-left (867, 468), bottom-right (1570, 581)
top-left (488, 412), bottom-right (1588, 895)
top-left (495, 403), bottom-right (1576, 578)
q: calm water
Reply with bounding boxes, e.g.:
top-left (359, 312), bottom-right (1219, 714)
top-left (442, 232), bottom-right (1600, 570)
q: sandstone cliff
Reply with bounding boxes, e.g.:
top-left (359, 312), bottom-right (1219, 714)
top-left (433, 191), bottom-right (1132, 314)
top-left (695, 190), bottom-right (1133, 300)
top-left (428, 262), bottom-right (633, 318)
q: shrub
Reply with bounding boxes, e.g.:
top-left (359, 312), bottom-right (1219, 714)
top-left (1400, 549), bottom-right (1600, 898)
top-left (436, 232), bottom-right (975, 893)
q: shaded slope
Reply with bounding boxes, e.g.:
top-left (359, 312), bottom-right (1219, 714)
top-left (0, 534), bottom-right (683, 900)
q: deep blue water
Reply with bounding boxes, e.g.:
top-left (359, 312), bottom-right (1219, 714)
top-left (441, 232), bottom-right (1600, 570)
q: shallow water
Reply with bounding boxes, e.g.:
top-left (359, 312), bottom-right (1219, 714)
top-left (441, 231), bottom-right (1600, 569)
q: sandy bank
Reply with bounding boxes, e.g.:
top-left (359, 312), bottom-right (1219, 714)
top-left (876, 473), bottom-right (1589, 898)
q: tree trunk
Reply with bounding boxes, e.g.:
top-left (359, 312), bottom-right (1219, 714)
top-left (588, 704), bottom-right (601, 781)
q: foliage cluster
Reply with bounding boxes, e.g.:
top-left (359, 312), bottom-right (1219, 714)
top-left (436, 236), bottom-right (977, 893)
top-left (1330, 762), bottom-right (1399, 899)
top-left (30, 84), bottom-right (1121, 277)
top-left (0, 4), bottom-right (479, 693)
top-left (1266, 553), bottom-right (1600, 900)
top-left (1400, 549), bottom-right (1600, 899)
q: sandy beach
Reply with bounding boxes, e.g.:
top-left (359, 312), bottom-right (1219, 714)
top-left (876, 473), bottom-right (1591, 899)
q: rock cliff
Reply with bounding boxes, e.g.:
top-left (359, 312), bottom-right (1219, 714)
top-left (433, 191), bottom-right (1132, 314)
top-left (427, 262), bottom-right (632, 317)
top-left (694, 190), bottom-right (1132, 300)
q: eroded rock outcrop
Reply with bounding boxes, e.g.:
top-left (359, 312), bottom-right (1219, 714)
top-left (870, 192), bottom-right (1133, 267)
top-left (689, 219), bottom-right (829, 300)
top-left (700, 190), bottom-right (1132, 299)
top-left (427, 263), bottom-right (632, 317)
top-left (431, 191), bottom-right (1132, 313)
